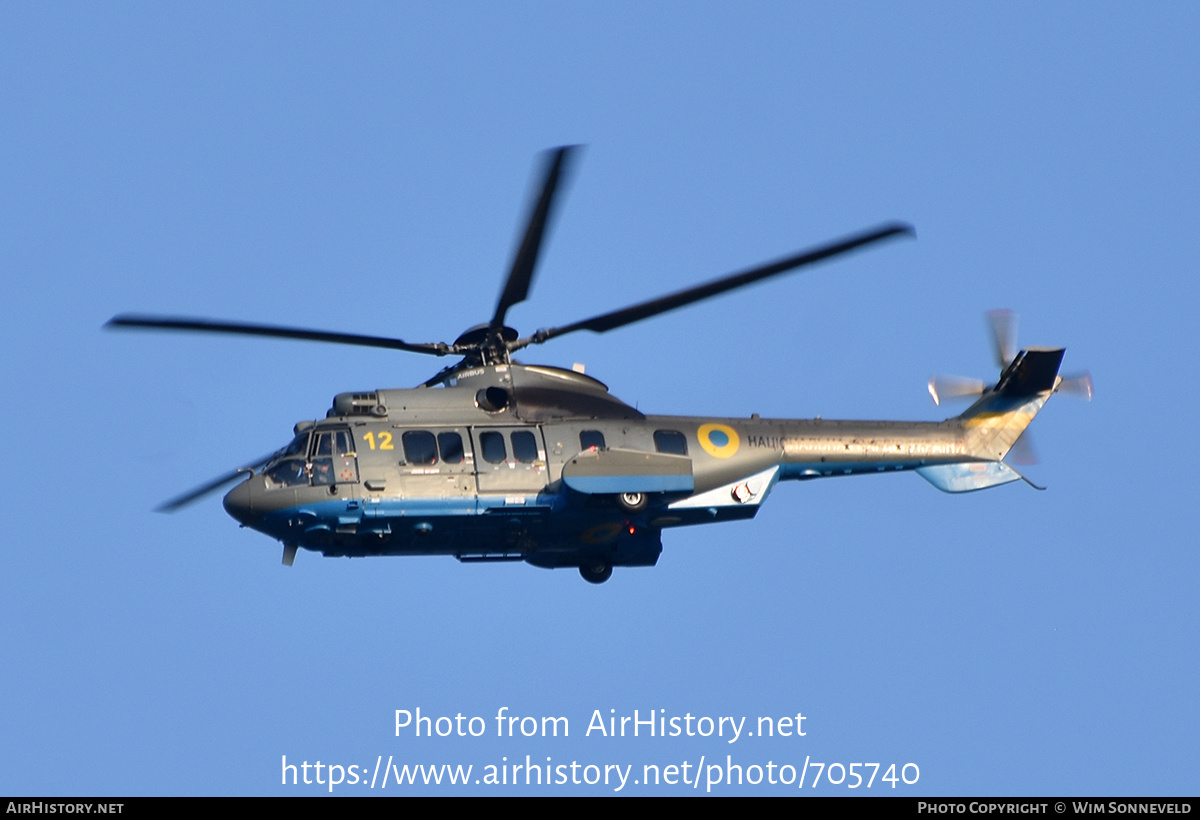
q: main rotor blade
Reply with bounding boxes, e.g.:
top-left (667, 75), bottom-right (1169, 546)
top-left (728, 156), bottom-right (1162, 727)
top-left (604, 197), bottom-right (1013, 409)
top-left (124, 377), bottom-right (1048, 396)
top-left (491, 145), bottom-right (579, 330)
top-left (520, 222), bottom-right (913, 347)
top-left (156, 452), bottom-right (276, 513)
top-left (107, 315), bottom-right (450, 356)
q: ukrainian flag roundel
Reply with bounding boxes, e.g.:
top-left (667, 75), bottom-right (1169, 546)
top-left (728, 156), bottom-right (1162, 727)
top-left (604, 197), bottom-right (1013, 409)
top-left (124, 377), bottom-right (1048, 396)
top-left (698, 423), bottom-right (740, 459)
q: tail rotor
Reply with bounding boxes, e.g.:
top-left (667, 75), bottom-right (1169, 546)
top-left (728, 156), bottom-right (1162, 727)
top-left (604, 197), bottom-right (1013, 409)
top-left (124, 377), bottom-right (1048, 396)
top-left (927, 374), bottom-right (986, 407)
top-left (1057, 371), bottom-right (1094, 400)
top-left (987, 309), bottom-right (1019, 370)
top-left (927, 310), bottom-right (1093, 464)
top-left (928, 309), bottom-right (1021, 406)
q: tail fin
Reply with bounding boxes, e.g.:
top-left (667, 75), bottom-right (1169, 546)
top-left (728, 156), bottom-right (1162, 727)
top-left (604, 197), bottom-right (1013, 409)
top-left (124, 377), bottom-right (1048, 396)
top-left (917, 347), bottom-right (1064, 493)
top-left (961, 347), bottom-right (1064, 461)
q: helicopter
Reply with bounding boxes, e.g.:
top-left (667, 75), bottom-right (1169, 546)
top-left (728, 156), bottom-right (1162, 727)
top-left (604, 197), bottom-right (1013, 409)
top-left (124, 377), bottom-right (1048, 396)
top-left (107, 146), bottom-right (1089, 583)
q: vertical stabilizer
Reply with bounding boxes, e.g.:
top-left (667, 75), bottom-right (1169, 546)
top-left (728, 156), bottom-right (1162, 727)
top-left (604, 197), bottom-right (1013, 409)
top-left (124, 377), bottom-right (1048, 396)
top-left (917, 347), bottom-right (1063, 493)
top-left (960, 347), bottom-right (1063, 462)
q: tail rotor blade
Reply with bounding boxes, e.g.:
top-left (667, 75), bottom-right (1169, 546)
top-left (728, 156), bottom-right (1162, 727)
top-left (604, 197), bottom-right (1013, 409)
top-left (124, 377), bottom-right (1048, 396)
top-left (1057, 371), bottom-right (1094, 400)
top-left (1007, 432), bottom-right (1039, 466)
top-left (928, 374), bottom-right (986, 406)
top-left (986, 309), bottom-right (1018, 370)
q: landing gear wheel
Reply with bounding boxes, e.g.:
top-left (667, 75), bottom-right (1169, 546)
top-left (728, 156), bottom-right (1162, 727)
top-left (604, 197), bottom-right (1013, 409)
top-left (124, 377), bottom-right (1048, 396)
top-left (579, 559), bottom-right (613, 584)
top-left (617, 491), bottom-right (647, 513)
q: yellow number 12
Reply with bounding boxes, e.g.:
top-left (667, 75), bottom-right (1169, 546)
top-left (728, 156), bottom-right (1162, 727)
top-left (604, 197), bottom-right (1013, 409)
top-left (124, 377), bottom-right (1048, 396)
top-left (362, 431), bottom-right (394, 450)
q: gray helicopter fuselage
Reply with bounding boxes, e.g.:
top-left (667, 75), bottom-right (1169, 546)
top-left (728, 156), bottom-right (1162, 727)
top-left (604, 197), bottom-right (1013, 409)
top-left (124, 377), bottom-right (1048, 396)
top-left (222, 363), bottom-right (981, 571)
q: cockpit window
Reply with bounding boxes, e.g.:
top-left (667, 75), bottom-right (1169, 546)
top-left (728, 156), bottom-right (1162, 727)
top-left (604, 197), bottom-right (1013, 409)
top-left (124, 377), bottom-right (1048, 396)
top-left (281, 432), bottom-right (310, 458)
top-left (310, 428), bottom-right (358, 485)
top-left (264, 459), bottom-right (308, 488)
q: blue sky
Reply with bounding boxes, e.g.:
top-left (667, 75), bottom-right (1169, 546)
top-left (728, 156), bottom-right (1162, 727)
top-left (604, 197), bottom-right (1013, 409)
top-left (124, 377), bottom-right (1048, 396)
top-left (2, 3), bottom-right (1197, 795)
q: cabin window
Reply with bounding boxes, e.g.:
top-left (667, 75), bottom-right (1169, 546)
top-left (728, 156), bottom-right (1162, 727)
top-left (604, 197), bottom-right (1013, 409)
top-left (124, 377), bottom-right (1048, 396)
top-left (438, 432), bottom-right (464, 464)
top-left (654, 430), bottom-right (688, 456)
top-left (511, 430), bottom-right (539, 463)
top-left (579, 430), bottom-right (605, 450)
top-left (402, 431), bottom-right (438, 465)
top-left (480, 431), bottom-right (507, 464)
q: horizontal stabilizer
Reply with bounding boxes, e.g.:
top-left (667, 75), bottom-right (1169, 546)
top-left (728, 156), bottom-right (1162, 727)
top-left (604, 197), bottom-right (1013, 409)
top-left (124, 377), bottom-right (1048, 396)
top-left (917, 461), bottom-right (1022, 493)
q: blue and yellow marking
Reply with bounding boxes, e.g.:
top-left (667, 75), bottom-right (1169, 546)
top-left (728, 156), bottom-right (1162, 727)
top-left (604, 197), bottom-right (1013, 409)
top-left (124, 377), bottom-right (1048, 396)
top-left (697, 423), bottom-right (740, 459)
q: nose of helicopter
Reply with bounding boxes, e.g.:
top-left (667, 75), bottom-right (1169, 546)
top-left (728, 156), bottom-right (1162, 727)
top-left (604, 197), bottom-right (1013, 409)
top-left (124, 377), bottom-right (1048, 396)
top-left (222, 479), bottom-right (255, 525)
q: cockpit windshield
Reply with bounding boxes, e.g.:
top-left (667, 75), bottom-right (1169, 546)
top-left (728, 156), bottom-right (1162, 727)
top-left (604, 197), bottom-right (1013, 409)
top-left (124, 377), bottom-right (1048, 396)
top-left (280, 432), bottom-right (310, 458)
top-left (263, 459), bottom-right (308, 488)
top-left (262, 431), bottom-right (311, 488)
top-left (262, 427), bottom-right (358, 489)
